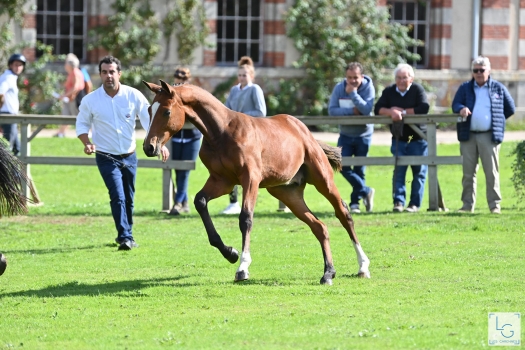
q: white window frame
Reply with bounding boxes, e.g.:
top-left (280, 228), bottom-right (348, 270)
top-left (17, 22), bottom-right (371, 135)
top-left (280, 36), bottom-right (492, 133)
top-left (216, 0), bottom-right (263, 65)
top-left (387, 0), bottom-right (430, 68)
top-left (36, 0), bottom-right (88, 61)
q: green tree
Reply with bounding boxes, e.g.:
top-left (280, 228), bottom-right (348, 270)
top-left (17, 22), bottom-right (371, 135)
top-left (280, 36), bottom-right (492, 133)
top-left (0, 0), bottom-right (28, 70)
top-left (162, 0), bottom-right (210, 64)
top-left (0, 0), bottom-right (63, 115)
top-left (285, 0), bottom-right (422, 115)
top-left (88, 0), bottom-right (162, 93)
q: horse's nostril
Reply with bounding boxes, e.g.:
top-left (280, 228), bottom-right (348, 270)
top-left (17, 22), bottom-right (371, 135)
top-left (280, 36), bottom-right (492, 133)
top-left (143, 143), bottom-right (155, 155)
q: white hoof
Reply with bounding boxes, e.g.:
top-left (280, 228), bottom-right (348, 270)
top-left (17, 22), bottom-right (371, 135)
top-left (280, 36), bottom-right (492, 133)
top-left (357, 270), bottom-right (371, 278)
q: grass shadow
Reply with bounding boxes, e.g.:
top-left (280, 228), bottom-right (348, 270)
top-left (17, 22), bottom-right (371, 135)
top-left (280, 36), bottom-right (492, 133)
top-left (0, 276), bottom-right (197, 299)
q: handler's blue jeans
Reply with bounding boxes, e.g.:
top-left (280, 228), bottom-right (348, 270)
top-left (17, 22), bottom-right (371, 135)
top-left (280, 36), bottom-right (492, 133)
top-left (337, 134), bottom-right (372, 206)
top-left (96, 152), bottom-right (137, 243)
top-left (390, 139), bottom-right (428, 208)
top-left (1, 121), bottom-right (20, 156)
top-left (172, 138), bottom-right (201, 204)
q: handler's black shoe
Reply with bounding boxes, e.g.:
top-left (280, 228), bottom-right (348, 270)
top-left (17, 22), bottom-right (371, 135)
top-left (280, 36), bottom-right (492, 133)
top-left (118, 239), bottom-right (138, 251)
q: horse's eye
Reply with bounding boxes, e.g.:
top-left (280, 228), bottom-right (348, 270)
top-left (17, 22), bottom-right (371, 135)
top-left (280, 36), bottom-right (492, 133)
top-left (164, 109), bottom-right (171, 117)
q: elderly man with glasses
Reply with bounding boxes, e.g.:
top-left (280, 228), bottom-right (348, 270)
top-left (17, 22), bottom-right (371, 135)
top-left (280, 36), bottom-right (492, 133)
top-left (374, 63), bottom-right (430, 213)
top-left (452, 56), bottom-right (515, 214)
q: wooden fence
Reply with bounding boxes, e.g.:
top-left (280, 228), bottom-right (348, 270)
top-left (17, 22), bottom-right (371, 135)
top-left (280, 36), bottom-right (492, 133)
top-left (1, 113), bottom-right (462, 211)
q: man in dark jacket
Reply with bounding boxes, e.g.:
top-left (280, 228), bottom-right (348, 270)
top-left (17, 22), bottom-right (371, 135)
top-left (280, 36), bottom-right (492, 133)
top-left (374, 63), bottom-right (430, 213)
top-left (452, 56), bottom-right (515, 214)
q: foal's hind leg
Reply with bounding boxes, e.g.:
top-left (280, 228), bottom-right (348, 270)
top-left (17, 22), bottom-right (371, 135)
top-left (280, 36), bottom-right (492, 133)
top-left (194, 176), bottom-right (239, 264)
top-left (309, 169), bottom-right (370, 278)
top-left (234, 178), bottom-right (260, 282)
top-left (267, 185), bottom-right (336, 285)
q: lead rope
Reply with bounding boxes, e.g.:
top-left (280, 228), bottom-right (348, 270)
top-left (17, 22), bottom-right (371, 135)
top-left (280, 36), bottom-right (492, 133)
top-left (94, 151), bottom-right (132, 169)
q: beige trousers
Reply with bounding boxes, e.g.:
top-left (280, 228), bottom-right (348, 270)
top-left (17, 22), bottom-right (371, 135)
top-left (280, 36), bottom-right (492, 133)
top-left (459, 132), bottom-right (501, 211)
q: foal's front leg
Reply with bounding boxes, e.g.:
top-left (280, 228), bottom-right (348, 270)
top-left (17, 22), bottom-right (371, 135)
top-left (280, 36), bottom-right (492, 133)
top-left (194, 177), bottom-right (239, 264)
top-left (234, 179), bottom-right (259, 282)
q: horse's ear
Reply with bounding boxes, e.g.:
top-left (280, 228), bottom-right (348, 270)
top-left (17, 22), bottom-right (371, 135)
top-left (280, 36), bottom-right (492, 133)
top-left (143, 80), bottom-right (162, 93)
top-left (159, 80), bottom-right (173, 94)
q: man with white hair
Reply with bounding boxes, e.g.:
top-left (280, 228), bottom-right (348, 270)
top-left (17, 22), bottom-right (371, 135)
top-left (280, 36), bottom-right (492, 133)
top-left (452, 56), bottom-right (515, 214)
top-left (374, 63), bottom-right (430, 213)
top-left (56, 53), bottom-right (84, 137)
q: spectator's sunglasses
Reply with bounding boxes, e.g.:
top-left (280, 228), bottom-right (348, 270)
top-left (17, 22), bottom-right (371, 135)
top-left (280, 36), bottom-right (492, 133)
top-left (472, 68), bottom-right (486, 73)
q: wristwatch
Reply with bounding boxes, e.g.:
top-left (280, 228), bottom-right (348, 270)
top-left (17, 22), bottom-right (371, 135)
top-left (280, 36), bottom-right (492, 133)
top-left (402, 110), bottom-right (406, 115)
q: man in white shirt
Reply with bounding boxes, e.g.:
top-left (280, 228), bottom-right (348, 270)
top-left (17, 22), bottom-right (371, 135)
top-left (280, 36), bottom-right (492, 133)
top-left (76, 56), bottom-right (169, 250)
top-left (0, 53), bottom-right (26, 155)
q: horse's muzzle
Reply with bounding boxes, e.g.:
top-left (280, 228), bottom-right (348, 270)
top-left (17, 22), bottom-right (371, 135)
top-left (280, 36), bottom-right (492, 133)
top-left (143, 137), bottom-right (161, 157)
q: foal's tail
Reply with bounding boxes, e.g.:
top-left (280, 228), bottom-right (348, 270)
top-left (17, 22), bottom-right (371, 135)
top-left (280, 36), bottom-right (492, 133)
top-left (317, 140), bottom-right (342, 172)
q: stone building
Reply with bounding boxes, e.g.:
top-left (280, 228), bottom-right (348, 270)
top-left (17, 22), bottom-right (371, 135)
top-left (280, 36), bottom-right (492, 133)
top-left (7, 0), bottom-right (525, 115)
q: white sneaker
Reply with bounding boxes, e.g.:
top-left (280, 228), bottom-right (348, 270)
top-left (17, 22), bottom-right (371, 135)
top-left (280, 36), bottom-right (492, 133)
top-left (221, 202), bottom-right (241, 215)
top-left (350, 204), bottom-right (361, 214)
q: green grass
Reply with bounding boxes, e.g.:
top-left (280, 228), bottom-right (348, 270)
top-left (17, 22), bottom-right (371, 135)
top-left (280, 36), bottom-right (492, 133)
top-left (0, 138), bottom-right (524, 349)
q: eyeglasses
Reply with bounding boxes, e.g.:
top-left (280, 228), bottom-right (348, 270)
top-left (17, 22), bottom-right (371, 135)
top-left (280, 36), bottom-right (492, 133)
top-left (238, 74), bottom-right (247, 77)
top-left (472, 69), bottom-right (486, 73)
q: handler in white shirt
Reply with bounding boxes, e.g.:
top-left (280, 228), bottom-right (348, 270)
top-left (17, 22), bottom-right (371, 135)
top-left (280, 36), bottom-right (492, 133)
top-left (76, 55), bottom-right (169, 251)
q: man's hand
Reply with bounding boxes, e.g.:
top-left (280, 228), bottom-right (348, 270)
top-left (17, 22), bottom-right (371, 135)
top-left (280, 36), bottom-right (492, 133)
top-left (391, 109), bottom-right (404, 122)
top-left (84, 142), bottom-right (96, 155)
top-left (345, 83), bottom-right (358, 94)
top-left (0, 94), bottom-right (4, 109)
top-left (353, 107), bottom-right (362, 115)
top-left (459, 107), bottom-right (471, 119)
top-left (160, 145), bottom-right (170, 163)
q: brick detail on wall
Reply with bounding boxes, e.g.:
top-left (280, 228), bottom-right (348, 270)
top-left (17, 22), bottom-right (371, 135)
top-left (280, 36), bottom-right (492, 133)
top-left (431, 0), bottom-right (452, 7)
top-left (481, 25), bottom-right (509, 39)
top-left (485, 55), bottom-right (508, 69)
top-left (22, 48), bottom-right (35, 62)
top-left (207, 19), bottom-right (216, 34)
top-left (430, 24), bottom-right (451, 39)
top-left (428, 55), bottom-right (451, 69)
top-left (203, 50), bottom-right (216, 66)
top-left (88, 15), bottom-right (109, 29)
top-left (377, 0), bottom-right (387, 6)
top-left (521, 0), bottom-right (525, 7)
top-left (264, 0), bottom-right (286, 3)
top-left (23, 14), bottom-right (36, 28)
top-left (87, 48), bottom-right (109, 64)
top-left (520, 26), bottom-right (525, 39)
top-left (263, 52), bottom-right (285, 67)
top-left (519, 57), bottom-right (525, 69)
top-left (264, 20), bottom-right (286, 35)
top-left (482, 0), bottom-right (510, 8)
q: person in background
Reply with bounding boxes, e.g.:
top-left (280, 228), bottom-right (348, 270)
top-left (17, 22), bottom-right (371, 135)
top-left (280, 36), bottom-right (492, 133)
top-left (75, 66), bottom-right (93, 108)
top-left (221, 56), bottom-right (267, 215)
top-left (452, 56), bottom-right (515, 214)
top-left (76, 55), bottom-right (169, 250)
top-left (328, 62), bottom-right (375, 214)
top-left (56, 53), bottom-right (84, 137)
top-left (374, 63), bottom-right (430, 213)
top-left (0, 53), bottom-right (26, 156)
top-left (168, 67), bottom-right (202, 215)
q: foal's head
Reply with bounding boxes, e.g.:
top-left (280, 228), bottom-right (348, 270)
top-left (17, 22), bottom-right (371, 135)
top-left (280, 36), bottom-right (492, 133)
top-left (142, 80), bottom-right (186, 157)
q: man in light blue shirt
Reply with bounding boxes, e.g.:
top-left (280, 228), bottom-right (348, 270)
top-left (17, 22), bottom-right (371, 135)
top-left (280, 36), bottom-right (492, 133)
top-left (452, 56), bottom-right (515, 214)
top-left (328, 62), bottom-right (375, 213)
top-left (77, 56), bottom-right (169, 250)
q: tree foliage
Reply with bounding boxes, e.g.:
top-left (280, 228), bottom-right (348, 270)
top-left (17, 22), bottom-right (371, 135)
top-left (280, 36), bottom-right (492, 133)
top-left (89, 0), bottom-right (161, 66)
top-left (0, 0), bottom-right (28, 71)
top-left (0, 0), bottom-right (63, 115)
top-left (511, 141), bottom-right (525, 200)
top-left (162, 0), bottom-right (210, 65)
top-left (285, 0), bottom-right (423, 114)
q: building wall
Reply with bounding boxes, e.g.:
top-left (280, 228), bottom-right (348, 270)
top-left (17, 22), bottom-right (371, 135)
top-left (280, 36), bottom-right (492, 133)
top-left (9, 0), bottom-right (525, 115)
